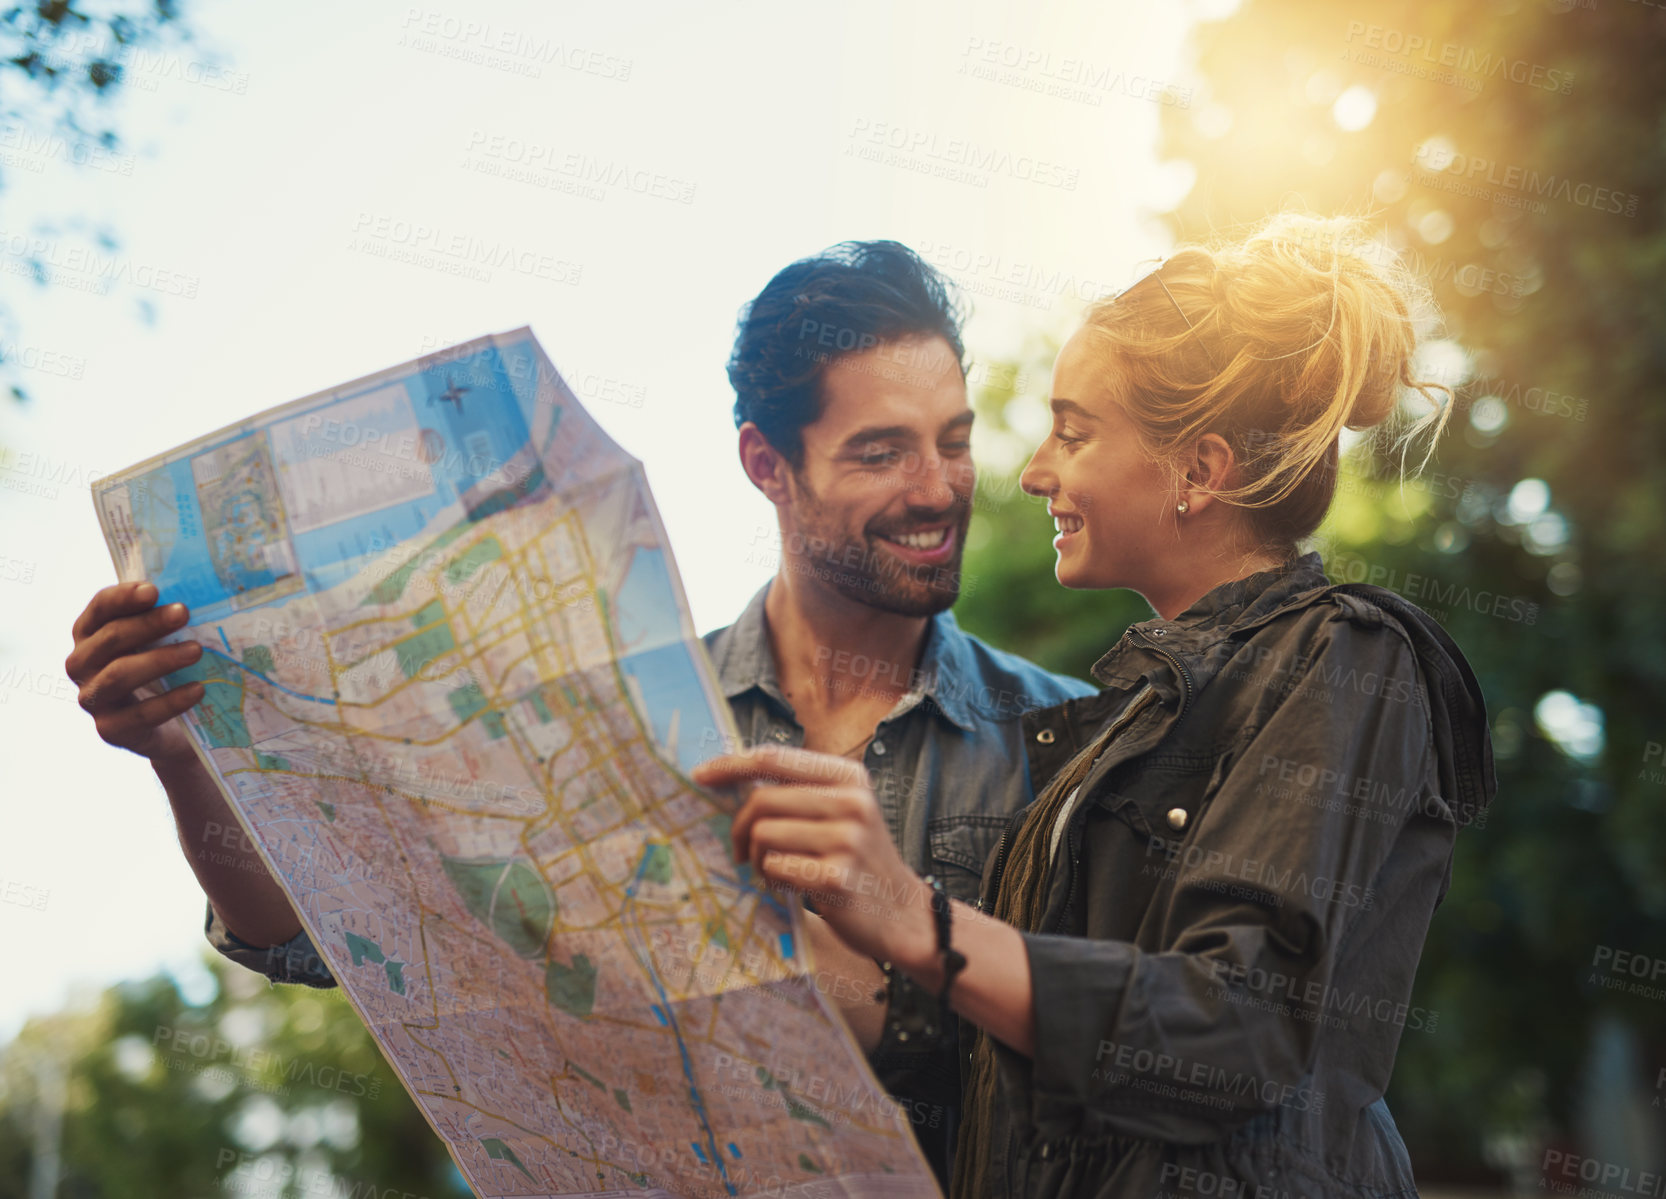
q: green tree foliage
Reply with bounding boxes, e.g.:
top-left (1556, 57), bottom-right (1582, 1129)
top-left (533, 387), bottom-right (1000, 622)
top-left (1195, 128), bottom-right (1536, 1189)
top-left (955, 0), bottom-right (1666, 1179)
top-left (0, 956), bottom-right (468, 1198)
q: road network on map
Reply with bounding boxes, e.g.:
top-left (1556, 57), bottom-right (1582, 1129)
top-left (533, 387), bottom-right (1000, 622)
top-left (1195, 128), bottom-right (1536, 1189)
top-left (94, 331), bottom-right (937, 1199)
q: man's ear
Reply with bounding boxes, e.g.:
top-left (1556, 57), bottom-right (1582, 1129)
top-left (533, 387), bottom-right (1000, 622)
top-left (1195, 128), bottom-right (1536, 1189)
top-left (1178, 432), bottom-right (1236, 515)
top-left (738, 422), bottom-right (793, 506)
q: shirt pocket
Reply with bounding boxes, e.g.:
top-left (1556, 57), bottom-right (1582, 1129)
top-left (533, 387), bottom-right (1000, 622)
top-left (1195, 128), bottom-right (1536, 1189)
top-left (927, 812), bottom-right (1012, 905)
top-left (1097, 746), bottom-right (1258, 931)
top-left (1100, 754), bottom-right (1214, 835)
top-left (1092, 752), bottom-right (1239, 912)
top-left (1095, 743), bottom-right (1235, 874)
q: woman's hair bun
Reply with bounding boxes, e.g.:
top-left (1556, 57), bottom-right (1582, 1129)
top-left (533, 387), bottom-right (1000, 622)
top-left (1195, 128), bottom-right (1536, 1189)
top-left (1209, 212), bottom-right (1432, 433)
top-left (1081, 211), bottom-right (1454, 555)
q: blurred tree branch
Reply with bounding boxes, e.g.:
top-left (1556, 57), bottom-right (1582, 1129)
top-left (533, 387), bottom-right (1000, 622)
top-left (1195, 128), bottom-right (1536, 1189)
top-left (0, 0), bottom-right (197, 401)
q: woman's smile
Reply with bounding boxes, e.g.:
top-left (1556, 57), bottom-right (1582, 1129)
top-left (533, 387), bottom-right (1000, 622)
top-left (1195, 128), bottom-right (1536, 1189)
top-left (1049, 507), bottom-right (1086, 549)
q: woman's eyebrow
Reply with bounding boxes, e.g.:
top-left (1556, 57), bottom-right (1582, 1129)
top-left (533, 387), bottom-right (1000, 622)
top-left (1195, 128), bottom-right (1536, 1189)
top-left (1049, 398), bottom-right (1100, 422)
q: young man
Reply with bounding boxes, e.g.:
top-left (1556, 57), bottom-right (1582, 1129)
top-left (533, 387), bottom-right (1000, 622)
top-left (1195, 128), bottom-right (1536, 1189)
top-left (63, 240), bottom-right (1094, 1188)
top-left (705, 242), bottom-right (1094, 1183)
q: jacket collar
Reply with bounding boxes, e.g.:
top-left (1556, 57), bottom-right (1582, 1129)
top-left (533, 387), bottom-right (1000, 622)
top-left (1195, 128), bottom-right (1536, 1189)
top-left (1073, 550), bottom-right (1497, 831)
top-left (711, 579), bottom-right (980, 732)
top-left (1089, 550), bottom-right (1333, 692)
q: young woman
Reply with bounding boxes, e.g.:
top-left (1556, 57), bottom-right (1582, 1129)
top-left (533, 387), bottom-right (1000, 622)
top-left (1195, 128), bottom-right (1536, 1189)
top-left (694, 214), bottom-right (1497, 1198)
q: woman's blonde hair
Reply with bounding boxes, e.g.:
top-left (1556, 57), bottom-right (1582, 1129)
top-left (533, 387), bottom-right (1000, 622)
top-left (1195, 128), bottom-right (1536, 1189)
top-left (1080, 212), bottom-right (1454, 560)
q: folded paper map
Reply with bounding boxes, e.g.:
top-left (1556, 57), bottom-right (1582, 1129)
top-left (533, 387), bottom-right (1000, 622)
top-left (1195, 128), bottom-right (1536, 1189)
top-left (91, 328), bottom-right (937, 1198)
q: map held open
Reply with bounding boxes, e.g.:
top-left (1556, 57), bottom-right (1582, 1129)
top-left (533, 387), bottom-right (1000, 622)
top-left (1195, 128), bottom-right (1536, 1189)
top-left (92, 328), bottom-right (938, 1199)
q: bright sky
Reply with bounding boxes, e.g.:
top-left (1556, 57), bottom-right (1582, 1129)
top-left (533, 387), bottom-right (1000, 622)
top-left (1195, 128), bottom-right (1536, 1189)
top-left (0, 0), bottom-right (1217, 1039)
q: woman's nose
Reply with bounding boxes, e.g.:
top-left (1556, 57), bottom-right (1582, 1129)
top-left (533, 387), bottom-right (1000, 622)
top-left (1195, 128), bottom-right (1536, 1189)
top-left (1019, 447), bottom-right (1054, 499)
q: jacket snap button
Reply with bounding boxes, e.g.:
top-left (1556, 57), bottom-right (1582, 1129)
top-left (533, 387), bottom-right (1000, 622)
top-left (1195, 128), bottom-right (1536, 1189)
top-left (1152, 627), bottom-right (1167, 638)
top-left (1036, 728), bottom-right (1055, 744)
top-left (1167, 807), bottom-right (1189, 830)
top-left (872, 741), bottom-right (886, 756)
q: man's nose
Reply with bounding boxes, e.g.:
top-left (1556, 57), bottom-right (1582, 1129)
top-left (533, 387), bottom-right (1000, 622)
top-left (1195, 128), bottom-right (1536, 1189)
top-left (904, 452), bottom-right (960, 506)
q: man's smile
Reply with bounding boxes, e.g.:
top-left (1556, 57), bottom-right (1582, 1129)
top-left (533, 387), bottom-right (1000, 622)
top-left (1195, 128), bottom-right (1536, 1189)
top-left (874, 523), bottom-right (958, 565)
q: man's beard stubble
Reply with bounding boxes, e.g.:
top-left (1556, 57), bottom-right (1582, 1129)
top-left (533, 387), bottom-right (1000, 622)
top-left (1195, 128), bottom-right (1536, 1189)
top-left (782, 469), bottom-right (971, 618)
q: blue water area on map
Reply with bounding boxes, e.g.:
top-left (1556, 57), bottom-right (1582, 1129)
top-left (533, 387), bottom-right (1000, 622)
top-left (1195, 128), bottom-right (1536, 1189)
top-left (613, 545), bottom-right (725, 771)
top-left (293, 342), bottom-right (543, 595)
top-left (612, 546), bottom-right (683, 653)
top-left (493, 337), bottom-right (547, 427)
top-left (619, 641), bottom-right (727, 775)
top-left (420, 345), bottom-right (540, 505)
top-left (131, 459), bottom-right (225, 613)
top-left (140, 339), bottom-right (550, 618)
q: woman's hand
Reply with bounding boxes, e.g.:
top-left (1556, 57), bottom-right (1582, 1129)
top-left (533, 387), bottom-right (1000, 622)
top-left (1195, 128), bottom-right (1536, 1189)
top-left (692, 744), bottom-right (935, 970)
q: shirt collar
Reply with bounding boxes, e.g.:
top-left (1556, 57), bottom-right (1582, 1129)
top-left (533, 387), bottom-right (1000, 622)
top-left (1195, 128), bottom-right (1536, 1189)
top-left (710, 581), bottom-right (788, 709)
top-left (912, 607), bottom-right (980, 732)
top-left (710, 579), bottom-right (979, 733)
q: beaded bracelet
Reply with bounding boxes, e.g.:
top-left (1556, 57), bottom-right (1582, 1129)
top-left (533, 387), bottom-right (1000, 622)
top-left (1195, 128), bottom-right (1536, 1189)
top-left (925, 873), bottom-right (968, 1003)
top-left (872, 874), bottom-right (965, 1048)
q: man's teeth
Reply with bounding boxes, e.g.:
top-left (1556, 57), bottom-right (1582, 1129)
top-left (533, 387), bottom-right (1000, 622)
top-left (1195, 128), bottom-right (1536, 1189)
top-left (887, 528), bottom-right (949, 550)
top-left (1054, 514), bottom-right (1084, 534)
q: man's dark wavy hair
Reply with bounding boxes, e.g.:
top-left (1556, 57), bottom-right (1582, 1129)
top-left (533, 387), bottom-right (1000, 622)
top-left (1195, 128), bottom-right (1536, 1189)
top-left (726, 240), bottom-right (967, 467)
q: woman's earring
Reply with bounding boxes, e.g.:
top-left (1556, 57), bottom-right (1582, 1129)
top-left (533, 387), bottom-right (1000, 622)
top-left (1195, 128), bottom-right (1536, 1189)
top-left (1176, 500), bottom-right (1190, 515)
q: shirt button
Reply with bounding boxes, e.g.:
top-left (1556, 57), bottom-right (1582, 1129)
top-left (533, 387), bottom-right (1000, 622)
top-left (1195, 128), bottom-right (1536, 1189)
top-left (871, 741), bottom-right (886, 756)
top-left (1167, 807), bottom-right (1189, 830)
top-left (1036, 728), bottom-right (1055, 745)
top-left (770, 728), bottom-right (790, 742)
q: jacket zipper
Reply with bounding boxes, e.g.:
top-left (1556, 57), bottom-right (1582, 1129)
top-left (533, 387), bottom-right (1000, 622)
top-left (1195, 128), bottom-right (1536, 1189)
top-left (980, 683), bottom-right (1159, 915)
top-left (1132, 631), bottom-right (1195, 718)
top-left (978, 808), bottom-right (1022, 913)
